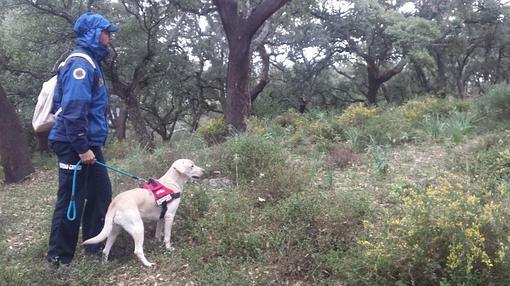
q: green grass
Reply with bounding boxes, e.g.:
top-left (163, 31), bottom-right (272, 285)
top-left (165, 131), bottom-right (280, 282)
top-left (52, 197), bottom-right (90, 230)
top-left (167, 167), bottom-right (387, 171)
top-left (2, 98), bottom-right (510, 285)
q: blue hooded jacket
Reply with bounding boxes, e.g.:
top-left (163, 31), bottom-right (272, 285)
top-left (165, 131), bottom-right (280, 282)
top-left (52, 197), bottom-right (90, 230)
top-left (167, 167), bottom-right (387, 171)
top-left (49, 12), bottom-right (118, 154)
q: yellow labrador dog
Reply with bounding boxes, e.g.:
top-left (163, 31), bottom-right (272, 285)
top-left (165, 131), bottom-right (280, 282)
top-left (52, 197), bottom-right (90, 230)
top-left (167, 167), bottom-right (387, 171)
top-left (83, 159), bottom-right (204, 267)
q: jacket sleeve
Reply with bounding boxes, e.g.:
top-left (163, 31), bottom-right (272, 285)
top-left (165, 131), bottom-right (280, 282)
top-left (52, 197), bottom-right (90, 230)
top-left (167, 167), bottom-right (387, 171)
top-left (60, 60), bottom-right (95, 154)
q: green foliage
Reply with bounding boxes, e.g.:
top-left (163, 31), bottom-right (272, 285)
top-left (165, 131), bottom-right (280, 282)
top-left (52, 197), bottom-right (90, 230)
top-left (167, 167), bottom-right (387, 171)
top-left (336, 103), bottom-right (378, 127)
top-left (5, 97), bottom-right (510, 285)
top-left (421, 112), bottom-right (477, 143)
top-left (367, 144), bottom-right (390, 176)
top-left (222, 133), bottom-right (287, 184)
top-left (338, 105), bottom-right (415, 151)
top-left (400, 97), bottom-right (454, 125)
top-left (197, 118), bottom-right (227, 146)
top-left (175, 186), bottom-right (212, 245)
top-left (476, 84), bottom-right (510, 122)
top-left (460, 132), bottom-right (510, 191)
top-left (346, 174), bottom-right (510, 285)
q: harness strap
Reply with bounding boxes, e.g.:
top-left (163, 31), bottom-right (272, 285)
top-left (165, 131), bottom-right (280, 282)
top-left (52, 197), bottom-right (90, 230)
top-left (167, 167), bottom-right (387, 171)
top-left (158, 192), bottom-right (181, 218)
top-left (160, 202), bottom-right (167, 219)
top-left (142, 179), bottom-right (180, 219)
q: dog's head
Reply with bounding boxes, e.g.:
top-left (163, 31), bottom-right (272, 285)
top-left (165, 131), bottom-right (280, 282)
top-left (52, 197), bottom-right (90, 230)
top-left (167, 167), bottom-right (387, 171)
top-left (172, 159), bottom-right (205, 180)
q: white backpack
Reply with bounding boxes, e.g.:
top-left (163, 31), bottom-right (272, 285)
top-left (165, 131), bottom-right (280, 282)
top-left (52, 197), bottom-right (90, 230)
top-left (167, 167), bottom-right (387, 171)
top-left (32, 52), bottom-right (96, 133)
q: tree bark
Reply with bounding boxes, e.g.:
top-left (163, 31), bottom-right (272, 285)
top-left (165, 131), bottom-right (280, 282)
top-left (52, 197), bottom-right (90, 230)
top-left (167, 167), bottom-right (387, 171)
top-left (114, 103), bottom-right (128, 140)
top-left (213, 0), bottom-right (290, 132)
top-left (124, 91), bottom-right (154, 149)
top-left (0, 83), bottom-right (35, 183)
top-left (366, 58), bottom-right (407, 105)
top-left (36, 131), bottom-right (51, 153)
top-left (106, 49), bottom-right (155, 150)
top-left (250, 45), bottom-right (270, 103)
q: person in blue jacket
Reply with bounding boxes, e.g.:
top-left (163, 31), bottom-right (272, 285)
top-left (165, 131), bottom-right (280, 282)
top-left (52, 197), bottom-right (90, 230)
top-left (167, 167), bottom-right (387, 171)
top-left (46, 12), bottom-right (117, 269)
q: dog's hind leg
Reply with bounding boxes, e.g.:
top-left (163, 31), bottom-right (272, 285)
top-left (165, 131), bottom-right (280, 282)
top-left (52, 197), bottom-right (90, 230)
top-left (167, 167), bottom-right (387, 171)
top-left (102, 224), bottom-right (121, 264)
top-left (122, 214), bottom-right (154, 267)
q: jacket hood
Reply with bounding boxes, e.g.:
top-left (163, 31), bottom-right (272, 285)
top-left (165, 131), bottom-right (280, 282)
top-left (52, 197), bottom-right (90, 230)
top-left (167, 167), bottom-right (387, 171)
top-left (73, 12), bottom-right (118, 62)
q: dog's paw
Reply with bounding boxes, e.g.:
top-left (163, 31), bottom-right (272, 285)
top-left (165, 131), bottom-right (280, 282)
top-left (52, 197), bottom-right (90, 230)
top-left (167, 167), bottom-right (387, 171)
top-left (145, 262), bottom-right (156, 267)
top-left (165, 245), bottom-right (175, 252)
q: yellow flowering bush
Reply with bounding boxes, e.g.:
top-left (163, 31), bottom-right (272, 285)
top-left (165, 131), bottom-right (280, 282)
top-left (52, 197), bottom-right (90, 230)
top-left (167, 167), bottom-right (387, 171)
top-left (399, 97), bottom-right (455, 124)
top-left (197, 117), bottom-right (227, 146)
top-left (354, 174), bottom-right (510, 285)
top-left (274, 110), bottom-right (309, 129)
top-left (336, 103), bottom-right (377, 127)
top-left (469, 142), bottom-right (510, 188)
top-left (495, 147), bottom-right (510, 179)
top-left (245, 116), bottom-right (268, 135)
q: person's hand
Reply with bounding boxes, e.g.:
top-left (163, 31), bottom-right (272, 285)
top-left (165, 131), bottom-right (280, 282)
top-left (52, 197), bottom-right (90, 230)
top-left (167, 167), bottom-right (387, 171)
top-left (79, 150), bottom-right (96, 165)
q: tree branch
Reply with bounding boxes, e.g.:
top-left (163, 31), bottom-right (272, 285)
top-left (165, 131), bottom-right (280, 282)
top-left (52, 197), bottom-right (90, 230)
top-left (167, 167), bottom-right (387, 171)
top-left (250, 44), bottom-right (270, 102)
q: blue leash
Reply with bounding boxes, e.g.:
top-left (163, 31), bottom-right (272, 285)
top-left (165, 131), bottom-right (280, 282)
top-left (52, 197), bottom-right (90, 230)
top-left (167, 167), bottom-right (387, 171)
top-left (66, 160), bottom-right (146, 221)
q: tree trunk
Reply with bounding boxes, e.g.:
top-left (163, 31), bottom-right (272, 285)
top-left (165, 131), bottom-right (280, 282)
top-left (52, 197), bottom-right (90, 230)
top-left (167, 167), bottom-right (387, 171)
top-left (36, 131), bottom-right (50, 153)
top-left (106, 56), bottom-right (154, 150)
top-left (430, 47), bottom-right (448, 93)
top-left (115, 104), bottom-right (128, 141)
top-left (225, 38), bottom-right (252, 132)
top-left (366, 63), bottom-right (382, 105)
top-left (125, 94), bottom-right (154, 150)
top-left (0, 83), bottom-right (34, 183)
top-left (366, 81), bottom-right (382, 105)
top-left (250, 45), bottom-right (270, 103)
top-left (365, 58), bottom-right (407, 105)
top-left (213, 0), bottom-right (290, 133)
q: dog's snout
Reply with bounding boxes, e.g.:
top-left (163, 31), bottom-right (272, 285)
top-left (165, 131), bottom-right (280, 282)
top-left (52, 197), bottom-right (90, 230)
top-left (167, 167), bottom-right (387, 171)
top-left (191, 166), bottom-right (205, 180)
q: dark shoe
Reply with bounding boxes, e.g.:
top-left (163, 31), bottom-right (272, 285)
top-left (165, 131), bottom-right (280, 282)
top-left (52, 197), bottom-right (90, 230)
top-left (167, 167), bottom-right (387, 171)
top-left (56, 262), bottom-right (71, 276)
top-left (47, 256), bottom-right (71, 272)
top-left (46, 257), bottom-right (60, 271)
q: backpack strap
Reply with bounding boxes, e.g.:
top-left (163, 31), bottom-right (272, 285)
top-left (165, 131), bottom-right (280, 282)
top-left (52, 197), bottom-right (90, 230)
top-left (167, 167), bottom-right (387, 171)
top-left (53, 52), bottom-right (98, 117)
top-left (59, 52), bottom-right (97, 69)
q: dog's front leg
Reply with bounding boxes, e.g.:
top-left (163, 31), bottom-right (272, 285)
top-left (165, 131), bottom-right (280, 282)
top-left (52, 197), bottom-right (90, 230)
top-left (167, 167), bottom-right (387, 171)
top-left (155, 219), bottom-right (164, 241)
top-left (164, 214), bottom-right (175, 250)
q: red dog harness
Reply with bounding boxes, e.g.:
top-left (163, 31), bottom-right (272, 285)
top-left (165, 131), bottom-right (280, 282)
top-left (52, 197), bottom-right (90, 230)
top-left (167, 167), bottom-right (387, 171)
top-left (142, 179), bottom-right (180, 218)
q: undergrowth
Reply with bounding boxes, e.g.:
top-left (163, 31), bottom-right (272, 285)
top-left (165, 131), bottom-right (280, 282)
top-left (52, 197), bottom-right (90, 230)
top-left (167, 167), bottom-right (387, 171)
top-left (3, 93), bottom-right (510, 285)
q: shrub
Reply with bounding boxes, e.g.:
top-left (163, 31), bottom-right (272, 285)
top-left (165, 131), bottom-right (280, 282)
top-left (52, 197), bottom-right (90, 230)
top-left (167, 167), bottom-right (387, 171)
top-left (336, 103), bottom-right (377, 127)
top-left (274, 110), bottom-right (308, 128)
top-left (208, 192), bottom-right (264, 259)
top-left (325, 143), bottom-right (356, 169)
top-left (174, 185), bottom-right (212, 243)
top-left (262, 188), bottom-right (371, 283)
top-left (222, 133), bottom-right (311, 201)
top-left (347, 174), bottom-right (510, 285)
top-left (476, 84), bottom-right (510, 122)
top-left (245, 116), bottom-right (268, 136)
top-left (367, 144), bottom-right (390, 175)
top-left (222, 133), bottom-right (287, 184)
top-left (420, 112), bottom-right (477, 143)
top-left (308, 112), bottom-right (337, 141)
top-left (400, 97), bottom-right (453, 124)
top-left (340, 108), bottom-right (414, 151)
top-left (197, 117), bottom-right (227, 146)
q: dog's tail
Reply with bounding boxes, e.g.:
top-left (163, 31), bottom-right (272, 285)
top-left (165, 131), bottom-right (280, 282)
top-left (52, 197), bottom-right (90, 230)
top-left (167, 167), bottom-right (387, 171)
top-left (82, 204), bottom-right (115, 245)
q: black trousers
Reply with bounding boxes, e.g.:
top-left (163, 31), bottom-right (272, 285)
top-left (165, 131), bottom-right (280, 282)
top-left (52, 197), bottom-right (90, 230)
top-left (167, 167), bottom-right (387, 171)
top-left (47, 141), bottom-right (112, 264)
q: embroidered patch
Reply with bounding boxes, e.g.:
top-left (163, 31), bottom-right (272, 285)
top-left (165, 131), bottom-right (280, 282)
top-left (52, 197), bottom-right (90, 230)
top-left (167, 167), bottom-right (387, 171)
top-left (98, 78), bottom-right (104, 87)
top-left (73, 68), bottom-right (86, 80)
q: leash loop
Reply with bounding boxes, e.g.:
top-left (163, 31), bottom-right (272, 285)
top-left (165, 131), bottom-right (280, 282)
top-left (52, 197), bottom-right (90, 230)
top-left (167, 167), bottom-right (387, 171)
top-left (66, 160), bottom-right (146, 221)
top-left (66, 160), bottom-right (82, 221)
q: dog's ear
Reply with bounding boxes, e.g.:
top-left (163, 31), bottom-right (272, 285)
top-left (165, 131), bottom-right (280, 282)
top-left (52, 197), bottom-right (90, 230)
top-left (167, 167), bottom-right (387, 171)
top-left (173, 160), bottom-right (188, 174)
